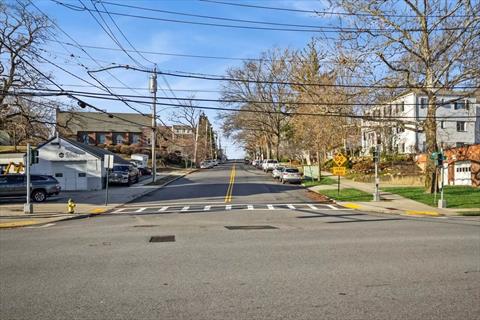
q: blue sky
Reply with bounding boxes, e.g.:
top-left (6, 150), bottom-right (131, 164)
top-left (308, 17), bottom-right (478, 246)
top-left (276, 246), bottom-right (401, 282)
top-left (31, 0), bottom-right (333, 158)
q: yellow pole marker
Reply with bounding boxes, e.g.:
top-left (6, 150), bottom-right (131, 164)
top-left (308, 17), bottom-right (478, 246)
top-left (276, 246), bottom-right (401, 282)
top-left (224, 164), bottom-right (236, 203)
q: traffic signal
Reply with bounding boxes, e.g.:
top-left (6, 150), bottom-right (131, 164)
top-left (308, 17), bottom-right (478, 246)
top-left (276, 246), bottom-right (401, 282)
top-left (436, 153), bottom-right (444, 166)
top-left (372, 149), bottom-right (380, 162)
top-left (30, 149), bottom-right (39, 164)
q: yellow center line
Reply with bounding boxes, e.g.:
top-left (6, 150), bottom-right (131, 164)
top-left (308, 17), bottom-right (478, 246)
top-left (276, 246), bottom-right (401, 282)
top-left (224, 164), bottom-right (236, 203)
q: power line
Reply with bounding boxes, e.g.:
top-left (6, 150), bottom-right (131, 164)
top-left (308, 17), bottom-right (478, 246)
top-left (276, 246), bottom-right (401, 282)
top-left (90, 65), bottom-right (480, 90)
top-left (6, 91), bottom-right (477, 120)
top-left (200, 0), bottom-right (475, 19)
top-left (51, 0), bottom-right (475, 33)
top-left (12, 88), bottom-right (478, 108)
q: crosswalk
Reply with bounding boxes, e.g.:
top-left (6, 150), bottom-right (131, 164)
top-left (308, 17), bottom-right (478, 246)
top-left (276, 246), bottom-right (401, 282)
top-left (111, 203), bottom-right (348, 214)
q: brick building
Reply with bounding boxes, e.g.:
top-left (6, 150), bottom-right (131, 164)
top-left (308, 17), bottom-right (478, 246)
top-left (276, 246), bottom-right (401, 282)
top-left (56, 111), bottom-right (152, 147)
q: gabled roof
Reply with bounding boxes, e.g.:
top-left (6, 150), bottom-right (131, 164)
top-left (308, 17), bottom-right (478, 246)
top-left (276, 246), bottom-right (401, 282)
top-left (37, 136), bottom-right (129, 164)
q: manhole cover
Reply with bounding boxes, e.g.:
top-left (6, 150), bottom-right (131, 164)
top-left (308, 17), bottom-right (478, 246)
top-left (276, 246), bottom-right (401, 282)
top-left (149, 235), bottom-right (175, 242)
top-left (225, 225), bottom-right (278, 230)
top-left (134, 225), bottom-right (159, 228)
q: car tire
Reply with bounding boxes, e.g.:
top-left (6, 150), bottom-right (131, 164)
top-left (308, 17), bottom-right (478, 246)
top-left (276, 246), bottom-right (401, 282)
top-left (282, 179), bottom-right (286, 184)
top-left (32, 189), bottom-right (47, 202)
top-left (135, 176), bottom-right (139, 183)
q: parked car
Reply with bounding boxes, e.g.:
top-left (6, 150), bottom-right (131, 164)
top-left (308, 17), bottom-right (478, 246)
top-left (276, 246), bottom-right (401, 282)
top-left (279, 167), bottom-right (302, 184)
top-left (262, 159), bottom-right (278, 172)
top-left (272, 166), bottom-right (284, 179)
top-left (109, 164), bottom-right (139, 186)
top-left (200, 161), bottom-right (214, 169)
top-left (0, 174), bottom-right (61, 202)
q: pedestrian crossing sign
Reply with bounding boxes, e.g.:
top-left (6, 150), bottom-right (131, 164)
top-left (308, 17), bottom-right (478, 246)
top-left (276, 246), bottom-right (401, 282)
top-left (332, 166), bottom-right (346, 176)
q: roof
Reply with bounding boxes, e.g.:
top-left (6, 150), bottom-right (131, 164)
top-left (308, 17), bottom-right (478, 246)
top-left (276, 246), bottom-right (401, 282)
top-left (57, 111), bottom-right (151, 134)
top-left (37, 136), bottom-right (129, 164)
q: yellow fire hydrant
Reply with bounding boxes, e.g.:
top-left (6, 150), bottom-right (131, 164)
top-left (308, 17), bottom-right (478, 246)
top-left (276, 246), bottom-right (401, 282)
top-left (67, 198), bottom-right (76, 214)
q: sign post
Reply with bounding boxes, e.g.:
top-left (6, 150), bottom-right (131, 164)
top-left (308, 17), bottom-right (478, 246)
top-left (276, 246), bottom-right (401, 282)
top-left (373, 145), bottom-right (381, 201)
top-left (104, 155), bottom-right (114, 206)
top-left (332, 152), bottom-right (348, 195)
top-left (24, 143), bottom-right (33, 214)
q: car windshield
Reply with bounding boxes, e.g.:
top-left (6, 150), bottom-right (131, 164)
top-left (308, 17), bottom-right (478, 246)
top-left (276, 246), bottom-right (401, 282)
top-left (275, 167), bottom-right (284, 171)
top-left (268, 160), bottom-right (278, 163)
top-left (113, 165), bottom-right (129, 172)
top-left (285, 169), bottom-right (299, 173)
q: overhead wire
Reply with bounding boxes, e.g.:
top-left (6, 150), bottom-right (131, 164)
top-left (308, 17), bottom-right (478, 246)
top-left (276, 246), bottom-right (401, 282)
top-left (51, 0), bottom-right (478, 33)
top-left (199, 0), bottom-right (475, 19)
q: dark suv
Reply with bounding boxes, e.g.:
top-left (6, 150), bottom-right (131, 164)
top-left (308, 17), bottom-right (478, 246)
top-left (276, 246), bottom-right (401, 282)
top-left (108, 164), bottom-right (139, 186)
top-left (0, 174), bottom-right (61, 202)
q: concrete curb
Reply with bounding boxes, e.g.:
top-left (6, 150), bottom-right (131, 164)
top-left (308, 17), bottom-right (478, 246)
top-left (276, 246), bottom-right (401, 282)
top-left (0, 170), bottom-right (198, 229)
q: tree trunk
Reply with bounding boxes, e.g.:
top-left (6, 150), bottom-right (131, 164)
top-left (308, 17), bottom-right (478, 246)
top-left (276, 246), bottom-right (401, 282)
top-left (317, 148), bottom-right (321, 182)
top-left (424, 94), bottom-right (438, 193)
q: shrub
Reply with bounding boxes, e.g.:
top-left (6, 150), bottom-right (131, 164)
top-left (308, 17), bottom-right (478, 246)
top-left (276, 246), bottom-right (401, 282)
top-left (120, 145), bottom-right (132, 155)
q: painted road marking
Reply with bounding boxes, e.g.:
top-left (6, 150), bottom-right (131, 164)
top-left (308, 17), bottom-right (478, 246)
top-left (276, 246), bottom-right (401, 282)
top-left (307, 204), bottom-right (318, 210)
top-left (267, 205), bottom-right (274, 210)
top-left (113, 208), bottom-right (126, 213)
top-left (204, 205), bottom-right (211, 211)
top-left (224, 164), bottom-right (236, 203)
top-left (158, 206), bottom-right (169, 212)
top-left (181, 206), bottom-right (190, 212)
top-left (226, 205), bottom-right (232, 210)
top-left (247, 205), bottom-right (254, 210)
top-left (287, 204), bottom-right (296, 210)
top-left (135, 208), bottom-right (146, 213)
top-left (326, 204), bottom-right (339, 210)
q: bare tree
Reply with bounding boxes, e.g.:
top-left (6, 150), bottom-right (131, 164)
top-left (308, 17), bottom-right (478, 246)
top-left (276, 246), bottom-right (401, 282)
top-left (329, 0), bottom-right (480, 192)
top-left (220, 48), bottom-right (296, 160)
top-left (168, 98), bottom-right (202, 165)
top-left (0, 1), bottom-right (52, 144)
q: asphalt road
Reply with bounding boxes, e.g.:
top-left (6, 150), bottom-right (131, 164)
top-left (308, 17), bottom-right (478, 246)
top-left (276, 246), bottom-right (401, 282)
top-left (1, 161), bottom-right (479, 319)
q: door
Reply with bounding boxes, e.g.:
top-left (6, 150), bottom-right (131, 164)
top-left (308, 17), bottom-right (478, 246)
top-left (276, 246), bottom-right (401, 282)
top-left (51, 161), bottom-right (88, 191)
top-left (454, 161), bottom-right (471, 186)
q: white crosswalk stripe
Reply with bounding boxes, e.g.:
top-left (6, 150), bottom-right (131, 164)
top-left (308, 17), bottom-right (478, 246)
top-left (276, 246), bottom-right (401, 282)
top-left (114, 203), bottom-right (348, 214)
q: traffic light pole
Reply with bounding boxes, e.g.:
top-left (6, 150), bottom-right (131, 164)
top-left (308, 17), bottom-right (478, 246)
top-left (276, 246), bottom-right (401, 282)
top-left (24, 143), bottom-right (33, 214)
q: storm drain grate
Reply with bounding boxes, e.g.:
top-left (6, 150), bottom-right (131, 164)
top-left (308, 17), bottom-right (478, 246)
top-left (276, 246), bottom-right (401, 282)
top-left (134, 225), bottom-right (159, 228)
top-left (225, 225), bottom-right (278, 230)
top-left (149, 235), bottom-right (175, 242)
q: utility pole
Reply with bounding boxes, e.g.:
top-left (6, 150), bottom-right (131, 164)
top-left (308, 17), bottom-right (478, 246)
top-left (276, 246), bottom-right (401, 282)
top-left (193, 116), bottom-right (200, 167)
top-left (150, 67), bottom-right (157, 183)
top-left (205, 116), bottom-right (209, 159)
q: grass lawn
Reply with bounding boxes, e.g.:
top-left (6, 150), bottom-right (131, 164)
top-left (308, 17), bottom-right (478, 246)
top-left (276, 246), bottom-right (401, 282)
top-left (319, 188), bottom-right (372, 202)
top-left (383, 186), bottom-right (480, 209)
top-left (302, 176), bottom-right (337, 187)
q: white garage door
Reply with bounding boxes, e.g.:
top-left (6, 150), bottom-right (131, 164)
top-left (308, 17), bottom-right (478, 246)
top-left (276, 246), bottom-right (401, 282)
top-left (454, 161), bottom-right (472, 186)
top-left (52, 161), bottom-right (88, 191)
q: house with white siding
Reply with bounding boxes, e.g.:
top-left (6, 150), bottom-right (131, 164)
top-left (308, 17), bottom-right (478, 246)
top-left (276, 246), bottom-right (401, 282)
top-left (361, 91), bottom-right (479, 155)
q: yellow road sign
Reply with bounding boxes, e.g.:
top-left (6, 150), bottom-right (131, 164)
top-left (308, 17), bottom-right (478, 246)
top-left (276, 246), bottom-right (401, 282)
top-left (333, 153), bottom-right (347, 167)
top-left (332, 166), bottom-right (346, 176)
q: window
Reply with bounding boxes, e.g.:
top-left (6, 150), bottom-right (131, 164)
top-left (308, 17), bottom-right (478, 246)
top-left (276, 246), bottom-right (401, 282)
top-left (96, 133), bottom-right (106, 144)
top-left (440, 121), bottom-right (445, 129)
top-left (456, 121), bottom-right (466, 132)
top-left (397, 127), bottom-right (405, 133)
top-left (400, 101), bottom-right (404, 112)
top-left (55, 173), bottom-right (63, 177)
top-left (454, 101), bottom-right (466, 110)
top-left (420, 97), bottom-right (428, 109)
top-left (78, 132), bottom-right (89, 144)
top-left (130, 133), bottom-right (141, 144)
top-left (31, 176), bottom-right (47, 181)
top-left (112, 133), bottom-right (124, 145)
top-left (78, 173), bottom-right (86, 177)
top-left (399, 143), bottom-right (405, 153)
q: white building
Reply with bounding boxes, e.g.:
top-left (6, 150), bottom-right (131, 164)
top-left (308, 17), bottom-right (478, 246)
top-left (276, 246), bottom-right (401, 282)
top-left (31, 136), bottom-right (129, 191)
top-left (361, 91), bottom-right (479, 155)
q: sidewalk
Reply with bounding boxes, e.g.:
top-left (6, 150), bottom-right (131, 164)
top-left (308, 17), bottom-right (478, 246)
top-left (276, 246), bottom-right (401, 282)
top-left (0, 169), bottom-right (195, 228)
top-left (309, 171), bottom-right (479, 217)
